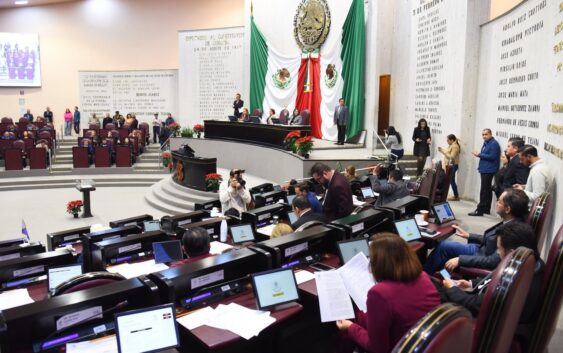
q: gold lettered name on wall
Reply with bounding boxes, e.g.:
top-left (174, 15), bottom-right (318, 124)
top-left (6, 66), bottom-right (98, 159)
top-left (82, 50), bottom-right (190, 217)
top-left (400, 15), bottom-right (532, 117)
top-left (544, 142), bottom-right (563, 160)
top-left (552, 103), bottom-right (563, 112)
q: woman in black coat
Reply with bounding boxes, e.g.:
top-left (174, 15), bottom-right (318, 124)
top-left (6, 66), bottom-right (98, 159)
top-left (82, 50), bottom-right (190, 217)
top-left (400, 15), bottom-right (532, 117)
top-left (412, 118), bottom-right (432, 176)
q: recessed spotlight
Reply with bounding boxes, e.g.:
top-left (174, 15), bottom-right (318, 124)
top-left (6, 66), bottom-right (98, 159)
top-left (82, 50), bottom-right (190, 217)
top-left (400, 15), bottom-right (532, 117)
top-left (15, 0), bottom-right (29, 5)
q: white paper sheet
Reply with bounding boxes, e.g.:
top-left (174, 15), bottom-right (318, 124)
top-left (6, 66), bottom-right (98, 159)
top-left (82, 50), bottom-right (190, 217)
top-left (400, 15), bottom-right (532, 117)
top-left (176, 306), bottom-right (216, 330)
top-left (294, 270), bottom-right (315, 284)
top-left (66, 336), bottom-right (118, 353)
top-left (257, 224), bottom-right (276, 236)
top-left (315, 271), bottom-right (355, 322)
top-left (205, 303), bottom-right (276, 340)
top-left (337, 252), bottom-right (375, 313)
top-left (106, 259), bottom-right (168, 279)
top-left (0, 288), bottom-right (35, 310)
top-left (209, 241), bottom-right (233, 255)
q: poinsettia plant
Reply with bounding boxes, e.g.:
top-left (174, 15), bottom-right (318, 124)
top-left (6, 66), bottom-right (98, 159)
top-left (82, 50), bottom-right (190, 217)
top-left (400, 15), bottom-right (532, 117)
top-left (168, 122), bottom-right (181, 136)
top-left (193, 124), bottom-right (204, 133)
top-left (162, 150), bottom-right (173, 172)
top-left (296, 135), bottom-right (314, 157)
top-left (284, 130), bottom-right (301, 153)
top-left (205, 173), bottom-right (223, 191)
top-left (66, 200), bottom-right (83, 215)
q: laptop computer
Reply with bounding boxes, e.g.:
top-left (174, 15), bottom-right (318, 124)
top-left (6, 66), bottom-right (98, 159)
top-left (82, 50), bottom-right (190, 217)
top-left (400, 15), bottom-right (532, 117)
top-left (287, 211), bottom-right (298, 224)
top-left (360, 187), bottom-right (376, 200)
top-left (152, 240), bottom-right (184, 264)
top-left (251, 267), bottom-right (300, 310)
top-left (229, 223), bottom-right (256, 244)
top-left (273, 184), bottom-right (282, 192)
top-left (337, 238), bottom-right (370, 264)
top-left (432, 202), bottom-right (456, 224)
top-left (115, 303), bottom-right (179, 353)
top-left (394, 218), bottom-right (422, 242)
top-left (286, 194), bottom-right (296, 205)
top-left (47, 264), bottom-right (83, 294)
top-left (143, 220), bottom-right (161, 232)
top-left (228, 115), bottom-right (238, 122)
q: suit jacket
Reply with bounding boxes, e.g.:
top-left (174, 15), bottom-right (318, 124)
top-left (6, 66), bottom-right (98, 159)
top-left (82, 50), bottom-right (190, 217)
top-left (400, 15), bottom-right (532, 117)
top-left (289, 115), bottom-right (302, 125)
top-left (502, 155), bottom-right (530, 190)
top-left (333, 105), bottom-right (349, 126)
top-left (373, 179), bottom-right (411, 206)
top-left (458, 221), bottom-right (503, 269)
top-left (43, 111), bottom-right (53, 123)
top-left (292, 210), bottom-right (328, 230)
top-left (233, 99), bottom-right (244, 117)
top-left (322, 172), bottom-right (354, 221)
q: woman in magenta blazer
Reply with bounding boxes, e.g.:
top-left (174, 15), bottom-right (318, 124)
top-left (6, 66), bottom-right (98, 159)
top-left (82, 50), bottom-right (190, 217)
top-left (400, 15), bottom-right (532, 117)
top-left (336, 233), bottom-right (440, 353)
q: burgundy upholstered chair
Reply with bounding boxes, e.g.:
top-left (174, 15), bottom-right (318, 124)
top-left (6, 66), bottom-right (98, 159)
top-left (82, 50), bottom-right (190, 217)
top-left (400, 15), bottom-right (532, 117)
top-left (105, 123), bottom-right (116, 130)
top-left (416, 169), bottom-right (436, 208)
top-left (472, 247), bottom-right (536, 353)
top-left (52, 271), bottom-right (125, 296)
top-left (1, 117), bottom-right (13, 124)
top-left (526, 192), bottom-right (553, 251)
top-left (392, 303), bottom-right (473, 353)
top-left (434, 164), bottom-right (453, 203)
top-left (139, 122), bottom-right (150, 144)
top-left (88, 123), bottom-right (100, 130)
top-left (115, 146), bottom-right (132, 167)
top-left (300, 109), bottom-right (311, 125)
top-left (279, 109), bottom-right (289, 125)
top-left (252, 108), bottom-right (263, 117)
top-left (108, 130), bottom-right (119, 139)
top-left (94, 146), bottom-right (111, 167)
top-left (29, 147), bottom-right (47, 169)
top-left (4, 148), bottom-right (23, 170)
top-left (72, 146), bottom-right (90, 168)
top-left (18, 117), bottom-right (29, 124)
top-left (524, 224), bottom-right (563, 353)
top-left (118, 127), bottom-right (130, 141)
top-left (0, 139), bottom-right (14, 159)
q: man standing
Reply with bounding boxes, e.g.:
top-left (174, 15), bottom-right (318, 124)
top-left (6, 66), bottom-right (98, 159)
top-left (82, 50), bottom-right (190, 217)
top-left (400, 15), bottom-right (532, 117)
top-left (43, 107), bottom-right (53, 123)
top-left (165, 113), bottom-right (175, 127)
top-left (469, 128), bottom-right (501, 216)
top-left (501, 137), bottom-right (529, 191)
top-left (333, 98), bottom-right (349, 145)
top-left (513, 145), bottom-right (553, 203)
top-left (294, 182), bottom-right (322, 214)
top-left (23, 109), bottom-right (33, 122)
top-left (152, 113), bottom-right (162, 144)
top-left (102, 113), bottom-right (113, 129)
top-left (73, 106), bottom-right (81, 135)
top-left (310, 162), bottom-right (353, 221)
top-left (219, 169), bottom-right (251, 214)
top-left (233, 93), bottom-right (244, 119)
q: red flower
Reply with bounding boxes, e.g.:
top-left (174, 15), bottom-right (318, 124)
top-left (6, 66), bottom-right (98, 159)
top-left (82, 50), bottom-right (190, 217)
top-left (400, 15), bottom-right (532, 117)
top-left (296, 136), bottom-right (313, 145)
top-left (193, 124), bottom-right (204, 132)
top-left (205, 173), bottom-right (223, 181)
top-left (285, 130), bottom-right (301, 139)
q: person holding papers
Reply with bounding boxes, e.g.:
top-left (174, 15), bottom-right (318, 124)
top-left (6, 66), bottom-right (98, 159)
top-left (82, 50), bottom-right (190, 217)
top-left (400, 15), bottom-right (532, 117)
top-left (336, 233), bottom-right (440, 353)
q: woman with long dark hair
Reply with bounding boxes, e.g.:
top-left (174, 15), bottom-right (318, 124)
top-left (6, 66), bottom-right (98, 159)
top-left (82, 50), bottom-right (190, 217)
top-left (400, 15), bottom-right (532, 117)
top-left (384, 126), bottom-right (403, 161)
top-left (412, 118), bottom-right (431, 176)
top-left (438, 134), bottom-right (461, 200)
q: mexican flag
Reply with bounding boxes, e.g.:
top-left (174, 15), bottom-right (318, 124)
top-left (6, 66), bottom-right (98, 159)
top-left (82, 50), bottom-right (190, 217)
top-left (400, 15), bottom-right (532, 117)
top-left (250, 0), bottom-right (365, 140)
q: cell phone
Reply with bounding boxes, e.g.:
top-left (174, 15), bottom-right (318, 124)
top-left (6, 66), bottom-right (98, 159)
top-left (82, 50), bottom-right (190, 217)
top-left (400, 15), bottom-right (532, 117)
top-left (310, 263), bottom-right (335, 272)
top-left (421, 227), bottom-right (437, 235)
top-left (440, 269), bottom-right (451, 279)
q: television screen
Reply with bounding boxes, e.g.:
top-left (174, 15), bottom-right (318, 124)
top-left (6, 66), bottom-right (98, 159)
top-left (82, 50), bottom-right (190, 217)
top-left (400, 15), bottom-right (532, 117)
top-left (0, 33), bottom-right (41, 87)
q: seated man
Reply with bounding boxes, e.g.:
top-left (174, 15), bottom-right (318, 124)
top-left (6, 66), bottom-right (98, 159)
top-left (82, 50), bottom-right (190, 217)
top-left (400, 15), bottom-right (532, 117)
top-left (370, 167), bottom-right (410, 206)
top-left (291, 196), bottom-right (328, 229)
top-left (170, 227), bottom-right (212, 268)
top-left (294, 181), bottom-right (322, 214)
top-left (424, 188), bottom-right (529, 274)
top-left (439, 221), bottom-right (543, 323)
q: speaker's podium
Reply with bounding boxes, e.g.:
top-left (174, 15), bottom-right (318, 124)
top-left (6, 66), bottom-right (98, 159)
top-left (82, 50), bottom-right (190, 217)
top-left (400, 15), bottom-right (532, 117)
top-left (171, 145), bottom-right (216, 191)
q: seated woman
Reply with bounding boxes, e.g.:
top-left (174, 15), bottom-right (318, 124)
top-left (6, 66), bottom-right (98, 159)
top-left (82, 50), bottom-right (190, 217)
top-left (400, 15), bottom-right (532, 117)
top-left (266, 108), bottom-right (276, 125)
top-left (344, 165), bottom-right (359, 182)
top-left (271, 223), bottom-right (293, 238)
top-left (239, 108), bottom-right (250, 122)
top-left (170, 227), bottom-right (212, 268)
top-left (336, 233), bottom-right (440, 353)
top-left (289, 108), bottom-right (302, 125)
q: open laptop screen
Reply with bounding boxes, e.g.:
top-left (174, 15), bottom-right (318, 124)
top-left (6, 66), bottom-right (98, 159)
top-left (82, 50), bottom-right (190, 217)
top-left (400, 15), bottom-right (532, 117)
top-left (361, 187), bottom-right (375, 199)
top-left (47, 264), bottom-right (83, 293)
top-left (286, 194), bottom-right (296, 205)
top-left (287, 211), bottom-right (298, 224)
top-left (115, 303), bottom-right (179, 353)
top-left (143, 220), bottom-right (161, 232)
top-left (394, 218), bottom-right (422, 242)
top-left (230, 223), bottom-right (255, 244)
top-left (432, 202), bottom-right (456, 224)
top-left (152, 240), bottom-right (183, 264)
top-left (251, 268), bottom-right (299, 310)
top-left (337, 238), bottom-right (370, 264)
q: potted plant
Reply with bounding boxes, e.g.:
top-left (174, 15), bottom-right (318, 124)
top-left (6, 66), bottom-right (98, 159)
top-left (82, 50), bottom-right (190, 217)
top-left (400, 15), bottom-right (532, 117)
top-left (295, 135), bottom-right (314, 158)
top-left (180, 127), bottom-right (194, 138)
top-left (205, 173), bottom-right (223, 192)
top-left (193, 124), bottom-right (204, 138)
top-left (169, 122), bottom-right (181, 137)
top-left (283, 130), bottom-right (301, 153)
top-left (66, 200), bottom-right (83, 218)
top-left (162, 150), bottom-right (173, 172)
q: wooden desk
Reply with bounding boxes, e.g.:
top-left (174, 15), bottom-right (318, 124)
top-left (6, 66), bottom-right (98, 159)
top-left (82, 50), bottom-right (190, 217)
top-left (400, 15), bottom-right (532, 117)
top-left (178, 290), bottom-right (302, 352)
top-left (172, 152), bottom-right (217, 191)
top-left (297, 254), bottom-right (341, 298)
top-left (203, 120), bottom-right (311, 149)
top-left (422, 222), bottom-right (456, 244)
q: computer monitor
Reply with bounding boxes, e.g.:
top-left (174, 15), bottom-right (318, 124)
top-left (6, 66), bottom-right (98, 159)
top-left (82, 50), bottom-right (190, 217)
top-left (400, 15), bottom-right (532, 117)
top-left (287, 211), bottom-right (298, 224)
top-left (432, 202), bottom-right (456, 224)
top-left (228, 115), bottom-right (237, 122)
top-left (152, 240), bottom-right (183, 264)
top-left (273, 185), bottom-right (282, 192)
top-left (47, 264), bottom-right (83, 293)
top-left (394, 218), bottom-right (422, 242)
top-left (337, 238), bottom-right (370, 264)
top-left (361, 187), bottom-right (375, 199)
top-left (251, 268), bottom-right (299, 310)
top-left (286, 194), bottom-right (296, 205)
top-left (143, 220), bottom-right (161, 232)
top-left (115, 303), bottom-right (179, 353)
top-left (229, 223), bottom-right (256, 244)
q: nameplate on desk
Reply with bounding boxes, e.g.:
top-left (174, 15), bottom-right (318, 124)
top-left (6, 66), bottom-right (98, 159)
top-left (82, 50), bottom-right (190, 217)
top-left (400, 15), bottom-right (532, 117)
top-left (285, 242), bottom-right (308, 258)
top-left (266, 197), bottom-right (273, 203)
top-left (63, 234), bottom-right (80, 242)
top-left (258, 213), bottom-right (270, 221)
top-left (118, 243), bottom-right (141, 255)
top-left (13, 264), bottom-right (44, 278)
top-left (0, 253), bottom-right (20, 261)
top-left (178, 219), bottom-right (192, 226)
top-left (106, 235), bottom-right (121, 241)
top-left (56, 306), bottom-right (103, 331)
top-left (191, 269), bottom-right (224, 290)
top-left (351, 223), bottom-right (365, 233)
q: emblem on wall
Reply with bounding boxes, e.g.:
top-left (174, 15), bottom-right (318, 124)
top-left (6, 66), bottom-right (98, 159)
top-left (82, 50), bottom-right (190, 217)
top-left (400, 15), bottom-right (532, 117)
top-left (272, 67), bottom-right (291, 89)
top-left (175, 160), bottom-right (184, 183)
top-left (294, 0), bottom-right (331, 52)
top-left (324, 63), bottom-right (337, 88)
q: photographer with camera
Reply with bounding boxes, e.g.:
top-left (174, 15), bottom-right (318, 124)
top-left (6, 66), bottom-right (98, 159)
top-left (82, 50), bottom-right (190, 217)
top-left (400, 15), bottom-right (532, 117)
top-left (219, 169), bottom-right (251, 214)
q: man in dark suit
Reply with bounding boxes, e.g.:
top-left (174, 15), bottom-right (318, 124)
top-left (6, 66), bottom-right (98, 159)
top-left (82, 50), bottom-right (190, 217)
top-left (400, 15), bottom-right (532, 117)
top-left (310, 162), bottom-right (353, 221)
top-left (233, 93), bottom-right (244, 119)
top-left (291, 196), bottom-right (328, 230)
top-left (333, 98), bottom-right (349, 145)
top-left (43, 107), bottom-right (53, 123)
top-left (370, 167), bottom-right (410, 206)
top-left (502, 137), bottom-right (529, 190)
top-left (23, 108), bottom-right (34, 122)
top-left (423, 188), bottom-right (529, 274)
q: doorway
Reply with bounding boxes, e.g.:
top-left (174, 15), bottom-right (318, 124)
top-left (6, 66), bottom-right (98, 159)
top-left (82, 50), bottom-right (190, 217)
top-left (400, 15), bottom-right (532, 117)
top-left (377, 75), bottom-right (391, 136)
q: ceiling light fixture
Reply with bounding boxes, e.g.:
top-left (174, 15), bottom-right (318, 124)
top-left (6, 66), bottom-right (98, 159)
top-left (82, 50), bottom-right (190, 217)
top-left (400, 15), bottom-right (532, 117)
top-left (15, 0), bottom-right (29, 5)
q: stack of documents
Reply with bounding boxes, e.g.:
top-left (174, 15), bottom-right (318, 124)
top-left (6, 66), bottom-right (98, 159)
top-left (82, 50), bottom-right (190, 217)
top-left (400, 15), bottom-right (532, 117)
top-left (257, 224), bottom-right (276, 236)
top-left (106, 259), bottom-right (168, 279)
top-left (315, 252), bottom-right (375, 322)
top-left (177, 303), bottom-right (276, 340)
top-left (66, 336), bottom-right (117, 353)
top-left (0, 288), bottom-right (35, 311)
top-left (209, 241), bottom-right (233, 255)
